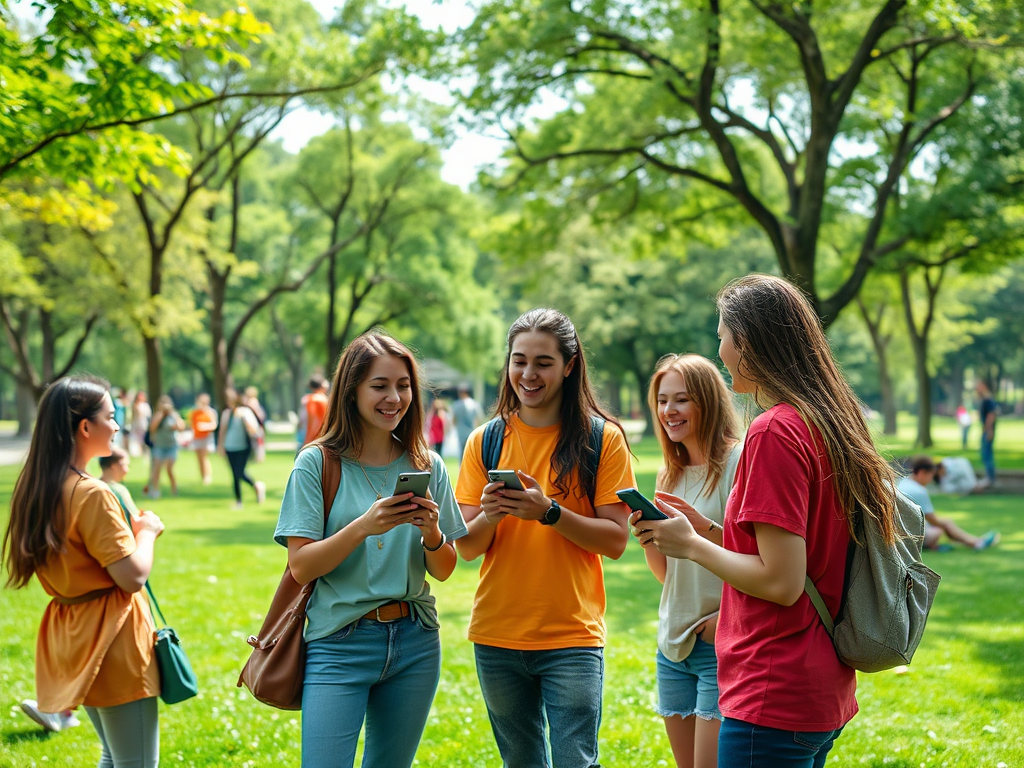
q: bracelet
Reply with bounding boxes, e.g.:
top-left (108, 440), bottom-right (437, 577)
top-left (422, 532), bottom-right (447, 552)
top-left (708, 520), bottom-right (723, 533)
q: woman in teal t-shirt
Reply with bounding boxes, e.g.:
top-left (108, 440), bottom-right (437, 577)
top-left (274, 331), bottom-right (467, 768)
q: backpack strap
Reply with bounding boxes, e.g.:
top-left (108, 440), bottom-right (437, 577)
top-left (317, 445), bottom-right (342, 527)
top-left (481, 418), bottom-right (507, 472)
top-left (803, 577), bottom-right (835, 637)
top-left (482, 415), bottom-right (606, 501)
top-left (587, 415), bottom-right (605, 475)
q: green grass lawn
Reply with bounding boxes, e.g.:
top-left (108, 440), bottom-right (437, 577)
top-left (1, 440), bottom-right (1022, 767)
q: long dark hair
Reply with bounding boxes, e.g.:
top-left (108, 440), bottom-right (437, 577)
top-left (312, 331), bottom-right (430, 470)
top-left (649, 354), bottom-right (741, 496)
top-left (3, 376), bottom-right (110, 588)
top-left (494, 308), bottom-right (623, 503)
top-left (717, 275), bottom-right (899, 545)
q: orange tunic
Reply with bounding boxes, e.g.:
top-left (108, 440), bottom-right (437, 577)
top-left (33, 474), bottom-right (160, 713)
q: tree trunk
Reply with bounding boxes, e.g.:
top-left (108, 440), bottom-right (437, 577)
top-left (145, 336), bottom-right (162, 403)
top-left (208, 265), bottom-right (232, 411)
top-left (326, 249), bottom-right (338, 372)
top-left (909, 333), bottom-right (933, 448)
top-left (15, 379), bottom-right (36, 437)
top-left (856, 298), bottom-right (898, 434)
top-left (878, 353), bottom-right (898, 436)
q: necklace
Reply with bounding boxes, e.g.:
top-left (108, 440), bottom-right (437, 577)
top-left (355, 440), bottom-right (396, 550)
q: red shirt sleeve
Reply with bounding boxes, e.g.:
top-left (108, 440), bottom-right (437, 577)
top-left (731, 414), bottom-right (819, 540)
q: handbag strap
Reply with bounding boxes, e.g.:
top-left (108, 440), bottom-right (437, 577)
top-left (316, 445), bottom-right (341, 531)
top-left (110, 485), bottom-right (168, 629)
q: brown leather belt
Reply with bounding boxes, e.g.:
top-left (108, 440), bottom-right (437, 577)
top-left (54, 587), bottom-right (115, 605)
top-left (361, 601), bottom-right (411, 622)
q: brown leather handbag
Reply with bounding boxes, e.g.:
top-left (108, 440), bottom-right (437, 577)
top-left (237, 445), bottom-right (341, 709)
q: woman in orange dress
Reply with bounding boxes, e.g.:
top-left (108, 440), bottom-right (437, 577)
top-left (2, 376), bottom-right (165, 767)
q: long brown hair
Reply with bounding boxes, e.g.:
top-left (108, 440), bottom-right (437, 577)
top-left (494, 308), bottom-right (624, 503)
top-left (312, 331), bottom-right (430, 470)
top-left (3, 376), bottom-right (110, 588)
top-left (649, 354), bottom-right (741, 496)
top-left (717, 274), bottom-right (899, 544)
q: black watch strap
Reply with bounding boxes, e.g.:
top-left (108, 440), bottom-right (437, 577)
top-left (540, 499), bottom-right (561, 526)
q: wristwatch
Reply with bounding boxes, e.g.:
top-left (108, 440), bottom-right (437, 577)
top-left (539, 499), bottom-right (561, 526)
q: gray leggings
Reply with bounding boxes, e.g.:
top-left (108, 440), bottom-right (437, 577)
top-left (83, 696), bottom-right (159, 768)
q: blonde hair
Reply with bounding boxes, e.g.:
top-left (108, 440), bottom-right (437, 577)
top-left (649, 354), bottom-right (741, 496)
top-left (717, 274), bottom-right (899, 545)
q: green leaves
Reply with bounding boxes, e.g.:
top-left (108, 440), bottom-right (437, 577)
top-left (0, 0), bottom-right (266, 185)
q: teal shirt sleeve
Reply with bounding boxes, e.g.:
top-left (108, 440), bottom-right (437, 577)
top-left (275, 448), bottom-right (327, 546)
top-left (429, 452), bottom-right (469, 541)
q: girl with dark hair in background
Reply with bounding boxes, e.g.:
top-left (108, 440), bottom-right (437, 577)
top-left (454, 308), bottom-right (636, 768)
top-left (638, 354), bottom-right (742, 768)
top-left (633, 275), bottom-right (902, 767)
top-left (2, 377), bottom-right (165, 766)
top-left (274, 330), bottom-right (467, 768)
top-left (218, 388), bottom-right (265, 510)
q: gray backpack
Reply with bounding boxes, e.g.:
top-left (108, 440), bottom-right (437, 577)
top-left (804, 489), bottom-right (940, 673)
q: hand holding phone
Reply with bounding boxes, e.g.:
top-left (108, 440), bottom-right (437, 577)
top-left (487, 469), bottom-right (525, 492)
top-left (394, 471), bottom-right (431, 501)
top-left (616, 488), bottom-right (669, 521)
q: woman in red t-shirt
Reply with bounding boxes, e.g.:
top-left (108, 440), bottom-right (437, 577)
top-left (632, 275), bottom-right (902, 768)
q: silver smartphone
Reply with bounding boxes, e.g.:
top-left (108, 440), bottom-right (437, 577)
top-left (394, 471), bottom-right (431, 499)
top-left (487, 469), bottom-right (525, 491)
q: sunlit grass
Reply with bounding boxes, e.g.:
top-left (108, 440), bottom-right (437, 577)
top-left (0, 440), bottom-right (1021, 767)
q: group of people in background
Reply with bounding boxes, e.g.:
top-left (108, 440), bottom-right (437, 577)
top-left (101, 387), bottom-right (270, 509)
top-left (2, 273), bottom-right (1006, 768)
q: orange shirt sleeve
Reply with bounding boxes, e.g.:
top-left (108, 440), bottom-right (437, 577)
top-left (455, 426), bottom-right (490, 507)
top-left (77, 484), bottom-right (136, 569)
top-left (593, 423), bottom-right (637, 507)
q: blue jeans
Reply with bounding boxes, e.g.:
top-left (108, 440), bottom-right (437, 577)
top-left (718, 718), bottom-right (844, 768)
top-left (655, 638), bottom-right (721, 720)
top-left (474, 644), bottom-right (604, 768)
top-left (302, 616), bottom-right (441, 768)
top-left (980, 435), bottom-right (996, 482)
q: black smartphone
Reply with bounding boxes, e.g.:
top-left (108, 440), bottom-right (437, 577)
top-left (394, 471), bottom-right (431, 499)
top-left (487, 469), bottom-right (525, 491)
top-left (616, 488), bottom-right (669, 521)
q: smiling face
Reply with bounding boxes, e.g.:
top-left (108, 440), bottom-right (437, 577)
top-left (77, 392), bottom-right (120, 462)
top-left (508, 330), bottom-right (576, 422)
top-left (718, 317), bottom-right (756, 394)
top-left (355, 355), bottom-right (413, 437)
top-left (657, 370), bottom-right (701, 451)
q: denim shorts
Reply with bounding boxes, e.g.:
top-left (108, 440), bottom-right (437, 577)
top-left (151, 445), bottom-right (178, 461)
top-left (655, 637), bottom-right (721, 720)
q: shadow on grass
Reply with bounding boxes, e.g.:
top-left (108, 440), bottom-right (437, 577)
top-left (1, 729), bottom-right (56, 746)
top-left (176, 519), bottom-right (279, 547)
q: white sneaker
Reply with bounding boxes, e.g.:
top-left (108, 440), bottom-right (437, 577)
top-left (20, 700), bottom-right (77, 732)
top-left (232, 501), bottom-right (244, 511)
top-left (255, 481), bottom-right (266, 504)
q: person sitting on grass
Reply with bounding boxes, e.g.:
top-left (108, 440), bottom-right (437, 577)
top-left (897, 455), bottom-right (999, 551)
top-left (933, 456), bottom-right (984, 496)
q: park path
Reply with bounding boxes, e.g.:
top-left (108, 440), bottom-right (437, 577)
top-left (0, 431), bottom-right (30, 467)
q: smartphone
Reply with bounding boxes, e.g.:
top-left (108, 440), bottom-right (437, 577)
top-left (394, 471), bottom-right (431, 499)
top-left (487, 469), bottom-right (525, 491)
top-left (616, 488), bottom-right (669, 521)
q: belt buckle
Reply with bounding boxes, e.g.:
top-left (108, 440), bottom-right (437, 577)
top-left (375, 603), bottom-right (399, 623)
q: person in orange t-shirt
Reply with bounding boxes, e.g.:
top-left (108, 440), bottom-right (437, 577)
top-left (2, 377), bottom-right (165, 766)
top-left (304, 378), bottom-right (330, 446)
top-left (455, 308), bottom-right (636, 768)
top-left (190, 392), bottom-right (219, 485)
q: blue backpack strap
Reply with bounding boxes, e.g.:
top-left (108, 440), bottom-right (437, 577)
top-left (586, 416), bottom-right (606, 492)
top-left (481, 417), bottom-right (507, 471)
